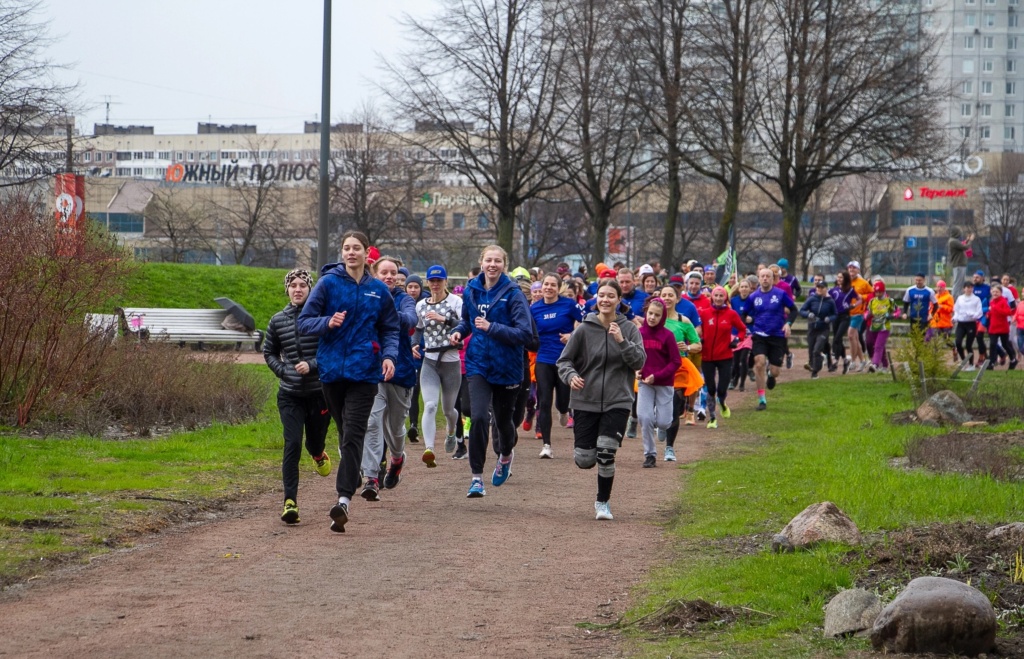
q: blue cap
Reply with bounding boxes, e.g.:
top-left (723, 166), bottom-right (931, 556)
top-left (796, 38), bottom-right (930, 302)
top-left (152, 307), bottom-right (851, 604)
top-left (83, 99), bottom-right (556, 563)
top-left (426, 264), bottom-right (447, 280)
top-left (777, 258), bottom-right (789, 268)
top-left (975, 270), bottom-right (985, 277)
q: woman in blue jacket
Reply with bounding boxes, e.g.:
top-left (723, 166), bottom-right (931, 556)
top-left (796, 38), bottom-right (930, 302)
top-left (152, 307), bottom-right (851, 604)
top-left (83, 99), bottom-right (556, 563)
top-left (531, 273), bottom-right (582, 459)
top-left (298, 230), bottom-right (400, 533)
top-left (450, 245), bottom-right (533, 498)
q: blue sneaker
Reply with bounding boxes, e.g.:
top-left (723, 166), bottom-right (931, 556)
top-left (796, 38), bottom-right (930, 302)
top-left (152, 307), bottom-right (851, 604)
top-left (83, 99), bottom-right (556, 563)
top-left (491, 452), bottom-right (513, 487)
top-left (467, 478), bottom-right (486, 498)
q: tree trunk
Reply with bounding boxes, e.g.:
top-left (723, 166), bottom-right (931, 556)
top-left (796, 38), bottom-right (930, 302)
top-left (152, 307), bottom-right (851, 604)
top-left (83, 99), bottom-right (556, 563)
top-left (660, 157), bottom-right (681, 269)
top-left (781, 196), bottom-right (803, 267)
top-left (591, 206), bottom-right (609, 265)
top-left (497, 204), bottom-right (516, 255)
top-left (714, 170), bottom-right (742, 257)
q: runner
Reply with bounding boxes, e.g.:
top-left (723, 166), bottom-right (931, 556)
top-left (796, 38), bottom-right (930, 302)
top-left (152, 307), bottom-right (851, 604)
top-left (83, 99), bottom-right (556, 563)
top-left (864, 279), bottom-right (898, 373)
top-left (846, 261), bottom-right (874, 372)
top-left (264, 268), bottom-right (333, 525)
top-left (557, 279), bottom-right (646, 520)
top-left (799, 280), bottom-right (837, 379)
top-left (636, 297), bottom-right (681, 466)
top-left (778, 258), bottom-right (802, 299)
top-left (531, 273), bottom-right (582, 459)
top-left (729, 278), bottom-right (754, 391)
top-left (681, 271), bottom-right (711, 423)
top-left (973, 270), bottom-right (993, 365)
top-left (953, 281), bottom-right (984, 370)
top-left (297, 230), bottom-right (400, 533)
top-left (618, 268), bottom-right (649, 320)
top-left (987, 283), bottom-right (1018, 370)
top-left (359, 255), bottom-right (418, 502)
top-left (413, 265), bottom-right (464, 467)
top-left (657, 285), bottom-right (703, 460)
top-left (927, 280), bottom-right (954, 347)
top-left (902, 273), bottom-right (937, 335)
top-left (829, 271), bottom-right (858, 374)
top-left (405, 274), bottom-right (426, 444)
top-left (698, 286), bottom-right (746, 428)
top-left (450, 245), bottom-right (533, 498)
top-left (748, 267), bottom-right (796, 411)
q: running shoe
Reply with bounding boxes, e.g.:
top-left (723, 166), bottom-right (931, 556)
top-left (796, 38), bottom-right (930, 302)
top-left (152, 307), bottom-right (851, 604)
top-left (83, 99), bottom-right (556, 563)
top-left (462, 418), bottom-right (472, 435)
top-left (766, 372), bottom-right (776, 390)
top-left (559, 412), bottom-right (569, 427)
top-left (756, 401), bottom-right (767, 411)
top-left (684, 411), bottom-right (696, 426)
top-left (522, 419), bottom-right (532, 431)
top-left (643, 454), bottom-right (656, 468)
top-left (728, 381), bottom-right (736, 390)
top-left (383, 452), bottom-right (406, 489)
top-left (867, 363), bottom-right (877, 373)
top-left (664, 446), bottom-right (676, 462)
top-left (842, 358), bottom-right (850, 375)
top-left (360, 478), bottom-right (381, 501)
top-left (707, 418), bottom-right (718, 429)
top-left (467, 478), bottom-right (486, 498)
top-left (281, 499), bottom-right (299, 524)
top-left (828, 362), bottom-right (837, 373)
top-left (407, 426), bottom-right (419, 443)
top-left (656, 427), bottom-right (667, 443)
top-left (785, 352), bottom-right (793, 369)
top-left (803, 363), bottom-right (812, 372)
top-left (812, 373), bottom-right (820, 379)
top-left (492, 453), bottom-right (513, 486)
top-left (313, 452), bottom-right (331, 477)
top-left (535, 431), bottom-right (543, 440)
top-left (626, 417), bottom-right (638, 438)
top-left (444, 434), bottom-right (458, 454)
top-left (539, 444), bottom-right (553, 459)
top-left (963, 364), bottom-right (976, 372)
top-left (452, 442), bottom-right (468, 459)
top-left (422, 448), bottom-right (437, 468)
top-left (594, 501), bottom-right (613, 520)
top-left (738, 384), bottom-right (745, 392)
top-left (720, 402), bottom-right (731, 418)
top-left (696, 408), bottom-right (707, 422)
top-left (329, 501), bottom-right (349, 533)
top-left (566, 414), bottom-right (574, 428)
top-left (1010, 360), bottom-right (1019, 371)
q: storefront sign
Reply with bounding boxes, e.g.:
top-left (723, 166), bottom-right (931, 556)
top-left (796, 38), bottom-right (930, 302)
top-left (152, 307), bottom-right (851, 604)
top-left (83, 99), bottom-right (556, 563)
top-left (917, 187), bottom-right (967, 200)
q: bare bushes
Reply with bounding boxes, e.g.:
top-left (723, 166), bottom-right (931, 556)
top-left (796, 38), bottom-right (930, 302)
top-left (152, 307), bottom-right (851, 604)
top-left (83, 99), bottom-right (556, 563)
top-left (0, 195), bottom-right (268, 435)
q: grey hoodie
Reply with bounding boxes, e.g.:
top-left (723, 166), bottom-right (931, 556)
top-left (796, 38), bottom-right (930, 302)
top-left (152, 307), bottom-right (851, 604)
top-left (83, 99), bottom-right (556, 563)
top-left (948, 226), bottom-right (969, 268)
top-left (557, 313), bottom-right (646, 413)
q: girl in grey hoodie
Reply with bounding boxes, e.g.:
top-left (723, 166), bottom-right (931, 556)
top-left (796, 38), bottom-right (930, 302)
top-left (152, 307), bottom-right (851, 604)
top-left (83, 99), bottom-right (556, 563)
top-left (558, 280), bottom-right (646, 520)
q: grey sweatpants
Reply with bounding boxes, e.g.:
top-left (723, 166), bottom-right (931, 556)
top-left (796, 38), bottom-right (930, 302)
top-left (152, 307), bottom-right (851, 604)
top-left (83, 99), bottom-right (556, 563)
top-left (361, 382), bottom-right (413, 479)
top-left (419, 358), bottom-right (462, 450)
top-left (636, 382), bottom-right (674, 458)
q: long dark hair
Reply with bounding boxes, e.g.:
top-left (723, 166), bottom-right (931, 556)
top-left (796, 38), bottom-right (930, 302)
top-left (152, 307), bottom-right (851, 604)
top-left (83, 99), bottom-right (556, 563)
top-left (837, 271), bottom-right (852, 293)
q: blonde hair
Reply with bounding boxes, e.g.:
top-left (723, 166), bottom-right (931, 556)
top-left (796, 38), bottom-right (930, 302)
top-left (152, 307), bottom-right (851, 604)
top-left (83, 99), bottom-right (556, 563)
top-left (479, 244), bottom-right (508, 266)
top-left (372, 254), bottom-right (404, 274)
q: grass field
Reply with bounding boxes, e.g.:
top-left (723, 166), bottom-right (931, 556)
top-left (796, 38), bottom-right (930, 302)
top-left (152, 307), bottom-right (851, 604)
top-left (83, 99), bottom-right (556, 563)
top-left (624, 373), bottom-right (1024, 658)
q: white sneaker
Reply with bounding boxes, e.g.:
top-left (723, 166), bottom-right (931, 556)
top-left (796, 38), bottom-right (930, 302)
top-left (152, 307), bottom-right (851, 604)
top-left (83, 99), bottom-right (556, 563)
top-left (594, 501), bottom-right (613, 520)
top-left (664, 446), bottom-right (676, 461)
top-left (539, 444), bottom-right (553, 459)
top-left (963, 365), bottom-right (976, 372)
top-left (559, 412), bottom-right (569, 427)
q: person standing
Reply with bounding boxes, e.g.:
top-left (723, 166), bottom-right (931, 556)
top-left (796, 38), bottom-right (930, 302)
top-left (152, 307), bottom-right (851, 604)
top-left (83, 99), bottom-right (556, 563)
top-left (799, 281), bottom-right (838, 379)
top-left (948, 227), bottom-right (974, 299)
top-left (636, 297), bottom-right (681, 466)
top-left (557, 280), bottom-right (646, 520)
top-left (264, 269), bottom-right (333, 525)
top-left (297, 231), bottom-right (400, 533)
top-left (531, 273), bottom-right (582, 458)
top-left (748, 268), bottom-right (796, 411)
top-left (450, 246), bottom-right (533, 498)
top-left (698, 286), bottom-right (746, 428)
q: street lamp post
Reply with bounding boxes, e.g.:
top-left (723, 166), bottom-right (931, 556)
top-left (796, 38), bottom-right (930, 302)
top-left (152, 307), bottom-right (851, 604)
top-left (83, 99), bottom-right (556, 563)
top-left (316, 0), bottom-right (332, 272)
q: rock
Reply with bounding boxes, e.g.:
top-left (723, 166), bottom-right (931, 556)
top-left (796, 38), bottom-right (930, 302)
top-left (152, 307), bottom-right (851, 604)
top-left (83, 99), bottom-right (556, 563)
top-left (771, 533), bottom-right (794, 553)
top-left (870, 576), bottom-right (997, 655)
top-left (824, 589), bottom-right (882, 638)
top-left (986, 522), bottom-right (1024, 541)
top-left (916, 390), bottom-right (972, 425)
top-left (778, 502), bottom-right (861, 549)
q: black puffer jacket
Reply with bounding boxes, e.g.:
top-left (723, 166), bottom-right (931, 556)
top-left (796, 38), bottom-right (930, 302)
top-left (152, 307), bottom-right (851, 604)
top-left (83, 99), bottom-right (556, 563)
top-left (264, 303), bottom-right (322, 397)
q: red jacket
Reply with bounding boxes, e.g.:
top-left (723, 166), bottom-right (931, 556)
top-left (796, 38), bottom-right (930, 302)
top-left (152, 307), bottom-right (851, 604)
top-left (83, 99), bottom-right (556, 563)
top-left (698, 304), bottom-right (747, 362)
top-left (989, 294), bottom-right (1013, 334)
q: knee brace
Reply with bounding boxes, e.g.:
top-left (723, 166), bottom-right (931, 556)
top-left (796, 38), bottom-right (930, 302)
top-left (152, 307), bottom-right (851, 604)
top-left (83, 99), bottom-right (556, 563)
top-left (574, 447), bottom-right (597, 469)
top-left (596, 434), bottom-right (619, 478)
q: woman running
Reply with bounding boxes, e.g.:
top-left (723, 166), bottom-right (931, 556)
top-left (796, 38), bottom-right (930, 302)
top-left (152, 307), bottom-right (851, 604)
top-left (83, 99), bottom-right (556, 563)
top-left (297, 230), bottom-right (400, 533)
top-left (531, 273), bottom-right (583, 458)
top-left (557, 279), bottom-right (646, 520)
top-left (987, 283), bottom-right (1018, 370)
top-left (656, 285), bottom-right (703, 461)
top-left (864, 279), bottom-right (898, 373)
top-left (450, 246), bottom-right (533, 497)
top-left (413, 265), bottom-right (464, 466)
top-left (698, 286), bottom-right (746, 429)
top-left (953, 282), bottom-right (984, 370)
top-left (729, 279), bottom-right (754, 391)
top-left (636, 297), bottom-right (681, 467)
top-left (829, 271), bottom-right (858, 374)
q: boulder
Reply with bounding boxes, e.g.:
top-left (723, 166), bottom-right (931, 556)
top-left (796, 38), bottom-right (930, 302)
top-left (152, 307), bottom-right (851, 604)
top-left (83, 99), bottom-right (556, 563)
top-left (986, 522), bottom-right (1024, 541)
top-left (778, 502), bottom-right (861, 549)
top-left (870, 576), bottom-right (997, 655)
top-left (916, 390), bottom-right (972, 425)
top-left (824, 589), bottom-right (882, 638)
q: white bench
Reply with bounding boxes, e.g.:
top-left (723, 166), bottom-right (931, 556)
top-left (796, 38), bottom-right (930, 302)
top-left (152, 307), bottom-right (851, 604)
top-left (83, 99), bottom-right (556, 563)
top-left (115, 307), bottom-right (264, 351)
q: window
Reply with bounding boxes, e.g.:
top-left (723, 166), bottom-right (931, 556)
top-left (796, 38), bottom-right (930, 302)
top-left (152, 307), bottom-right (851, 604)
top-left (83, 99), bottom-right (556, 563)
top-left (175, 151), bottom-right (183, 161)
top-left (984, 59), bottom-right (994, 72)
top-left (209, 151), bottom-right (217, 161)
top-left (982, 103), bottom-right (993, 116)
top-left (143, 151), bottom-right (153, 159)
top-left (985, 0), bottom-right (995, 4)
top-left (1008, 82), bottom-right (1017, 94)
top-left (1009, 59), bottom-right (1018, 72)
top-left (966, 0), bottom-right (976, 4)
top-left (985, 13), bottom-right (995, 27)
top-left (199, 152), bottom-right (208, 161)
top-left (477, 213), bottom-right (489, 230)
top-left (1007, 103), bottom-right (1016, 117)
top-left (116, 151), bottom-right (131, 160)
top-left (414, 212), bottom-right (426, 229)
top-left (187, 152), bottom-right (195, 162)
top-left (106, 152), bottom-right (113, 162)
top-left (962, 103), bottom-right (974, 117)
top-left (964, 59), bottom-right (976, 74)
top-left (132, 168), bottom-right (143, 176)
top-left (158, 151), bottom-right (170, 159)
top-left (82, 152), bottom-right (91, 162)
top-left (961, 126), bottom-right (972, 138)
top-left (1011, 37), bottom-right (1019, 51)
top-left (1006, 126), bottom-right (1017, 139)
top-left (983, 80), bottom-right (993, 94)
top-left (1011, 14), bottom-right (1020, 27)
top-left (433, 213), bottom-right (445, 229)
top-left (965, 35), bottom-right (976, 49)
top-left (966, 14), bottom-right (977, 27)
top-left (132, 151), bottom-right (143, 160)
top-left (452, 213), bottom-right (465, 229)
top-left (984, 36), bottom-right (995, 49)
top-left (963, 80), bottom-right (974, 94)
top-left (981, 126), bottom-right (992, 139)
top-left (115, 167), bottom-right (131, 176)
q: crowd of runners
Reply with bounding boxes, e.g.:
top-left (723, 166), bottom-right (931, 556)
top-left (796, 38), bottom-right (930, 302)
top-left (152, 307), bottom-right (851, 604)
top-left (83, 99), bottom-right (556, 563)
top-left (262, 230), bottom-right (1023, 532)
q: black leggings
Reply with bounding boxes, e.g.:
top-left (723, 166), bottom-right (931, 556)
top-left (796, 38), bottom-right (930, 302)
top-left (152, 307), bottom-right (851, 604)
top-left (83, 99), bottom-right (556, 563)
top-left (408, 378), bottom-right (422, 430)
top-left (832, 313), bottom-right (850, 361)
top-left (535, 362), bottom-right (570, 443)
top-left (468, 375), bottom-right (519, 475)
top-left (732, 348), bottom-right (751, 387)
top-left (454, 374), bottom-right (470, 439)
top-left (664, 389), bottom-right (687, 448)
top-left (701, 359), bottom-right (732, 419)
top-left (278, 390), bottom-right (330, 503)
top-left (955, 322), bottom-right (979, 362)
top-left (321, 379), bottom-right (377, 500)
top-left (989, 333), bottom-right (1017, 364)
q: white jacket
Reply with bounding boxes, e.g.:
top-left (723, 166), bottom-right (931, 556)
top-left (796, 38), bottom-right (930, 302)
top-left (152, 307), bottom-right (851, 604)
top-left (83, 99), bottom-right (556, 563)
top-left (952, 294), bottom-right (983, 323)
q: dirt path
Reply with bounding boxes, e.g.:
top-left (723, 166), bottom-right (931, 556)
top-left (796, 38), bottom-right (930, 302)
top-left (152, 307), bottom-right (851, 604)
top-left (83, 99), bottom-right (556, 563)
top-left (0, 354), bottom-right (820, 658)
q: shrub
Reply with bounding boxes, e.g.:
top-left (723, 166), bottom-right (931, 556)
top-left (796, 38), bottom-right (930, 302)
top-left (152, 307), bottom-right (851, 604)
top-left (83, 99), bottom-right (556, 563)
top-left (890, 324), bottom-right (954, 393)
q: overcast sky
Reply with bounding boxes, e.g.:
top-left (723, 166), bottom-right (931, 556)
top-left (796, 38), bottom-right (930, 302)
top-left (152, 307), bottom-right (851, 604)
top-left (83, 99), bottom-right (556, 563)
top-left (44, 0), bottom-right (440, 135)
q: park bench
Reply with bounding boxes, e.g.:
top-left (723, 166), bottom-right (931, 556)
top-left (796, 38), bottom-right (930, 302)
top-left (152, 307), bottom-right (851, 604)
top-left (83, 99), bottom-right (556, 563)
top-left (114, 307), bottom-right (264, 351)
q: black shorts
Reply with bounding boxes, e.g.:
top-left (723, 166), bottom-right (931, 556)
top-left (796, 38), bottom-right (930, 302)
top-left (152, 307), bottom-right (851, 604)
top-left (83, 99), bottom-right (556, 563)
top-left (752, 335), bottom-right (787, 367)
top-left (572, 408), bottom-right (630, 451)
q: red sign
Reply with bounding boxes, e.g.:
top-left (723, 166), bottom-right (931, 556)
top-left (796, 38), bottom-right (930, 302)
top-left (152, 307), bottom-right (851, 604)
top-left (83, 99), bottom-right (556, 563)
top-left (918, 187), bottom-right (967, 200)
top-left (903, 188), bottom-right (914, 201)
top-left (55, 173), bottom-right (85, 256)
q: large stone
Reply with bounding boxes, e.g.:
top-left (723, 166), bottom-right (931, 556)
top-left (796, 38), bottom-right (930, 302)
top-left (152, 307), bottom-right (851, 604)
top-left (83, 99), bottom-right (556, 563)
top-left (870, 576), bottom-right (997, 655)
top-left (824, 589), bottom-right (883, 638)
top-left (916, 390), bottom-right (972, 425)
top-left (986, 522), bottom-right (1024, 541)
top-left (778, 502), bottom-right (861, 549)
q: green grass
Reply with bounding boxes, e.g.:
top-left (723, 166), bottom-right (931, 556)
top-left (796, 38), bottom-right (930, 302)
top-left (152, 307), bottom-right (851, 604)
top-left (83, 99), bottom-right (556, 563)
top-left (122, 263), bottom-right (292, 329)
top-left (626, 374), bottom-right (1024, 658)
top-left (0, 366), bottom-right (283, 587)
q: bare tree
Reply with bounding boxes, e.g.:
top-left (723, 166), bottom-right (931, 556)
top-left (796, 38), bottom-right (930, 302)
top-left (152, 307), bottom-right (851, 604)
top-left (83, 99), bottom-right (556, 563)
top-left (550, 0), bottom-right (657, 266)
top-left (516, 192), bottom-right (590, 267)
top-left (796, 183), bottom-right (834, 280)
top-left (745, 0), bottom-right (949, 267)
top-left (979, 154), bottom-right (1024, 277)
top-left (0, 0), bottom-right (75, 186)
top-left (383, 0), bottom-right (564, 254)
top-left (829, 174), bottom-right (888, 276)
top-left (143, 186), bottom-right (207, 263)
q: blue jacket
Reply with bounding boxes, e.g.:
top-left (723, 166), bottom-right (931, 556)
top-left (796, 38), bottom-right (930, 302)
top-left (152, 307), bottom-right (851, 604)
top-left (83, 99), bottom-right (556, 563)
top-left (297, 264), bottom-right (401, 385)
top-left (799, 293), bottom-right (837, 332)
top-left (454, 273), bottom-right (533, 385)
top-left (390, 287), bottom-right (418, 389)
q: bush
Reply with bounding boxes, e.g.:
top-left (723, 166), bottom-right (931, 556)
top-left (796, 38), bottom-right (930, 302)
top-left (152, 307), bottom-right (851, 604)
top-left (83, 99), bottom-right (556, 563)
top-left (890, 324), bottom-right (954, 391)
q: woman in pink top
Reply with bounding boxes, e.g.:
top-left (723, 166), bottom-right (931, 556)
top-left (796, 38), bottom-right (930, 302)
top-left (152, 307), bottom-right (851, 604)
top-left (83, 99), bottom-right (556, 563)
top-left (636, 297), bottom-right (682, 469)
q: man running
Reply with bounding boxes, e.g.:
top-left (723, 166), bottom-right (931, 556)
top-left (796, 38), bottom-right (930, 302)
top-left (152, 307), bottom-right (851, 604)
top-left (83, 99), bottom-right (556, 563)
top-left (748, 267), bottom-right (796, 411)
top-left (902, 273), bottom-right (937, 335)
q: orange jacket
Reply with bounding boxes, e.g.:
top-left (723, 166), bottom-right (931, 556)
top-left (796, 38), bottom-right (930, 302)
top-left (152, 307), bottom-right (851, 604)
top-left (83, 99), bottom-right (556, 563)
top-left (929, 290), bottom-right (954, 329)
top-left (850, 276), bottom-right (873, 316)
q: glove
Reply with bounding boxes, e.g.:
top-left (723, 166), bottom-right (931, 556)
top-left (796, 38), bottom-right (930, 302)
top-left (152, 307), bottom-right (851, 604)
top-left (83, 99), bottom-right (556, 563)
top-left (808, 313), bottom-right (816, 320)
top-left (729, 337), bottom-right (740, 350)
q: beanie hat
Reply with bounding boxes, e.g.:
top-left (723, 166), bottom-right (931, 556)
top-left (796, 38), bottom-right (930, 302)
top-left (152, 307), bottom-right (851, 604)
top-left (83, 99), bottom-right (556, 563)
top-left (406, 274), bottom-right (423, 287)
top-left (284, 268), bottom-right (314, 290)
top-left (873, 280), bottom-right (886, 293)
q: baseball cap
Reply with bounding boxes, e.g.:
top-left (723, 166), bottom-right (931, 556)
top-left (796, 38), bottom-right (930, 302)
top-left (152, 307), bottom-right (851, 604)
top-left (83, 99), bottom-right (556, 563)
top-left (777, 258), bottom-right (789, 269)
top-left (669, 273), bottom-right (685, 285)
top-left (815, 280), bottom-right (827, 288)
top-left (873, 280), bottom-right (886, 292)
top-left (975, 269), bottom-right (986, 277)
top-left (425, 265), bottom-right (447, 280)
top-left (638, 264), bottom-right (654, 276)
top-left (847, 260), bottom-right (860, 269)
top-left (704, 265), bottom-right (716, 273)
